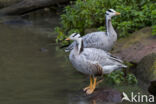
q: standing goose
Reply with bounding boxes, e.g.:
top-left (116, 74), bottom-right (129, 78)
top-left (65, 9), bottom-right (120, 52)
top-left (66, 33), bottom-right (127, 95)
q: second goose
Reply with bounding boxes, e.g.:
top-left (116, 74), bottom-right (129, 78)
top-left (65, 9), bottom-right (120, 52)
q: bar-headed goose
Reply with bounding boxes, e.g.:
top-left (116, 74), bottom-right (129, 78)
top-left (65, 9), bottom-right (120, 52)
top-left (66, 33), bottom-right (127, 95)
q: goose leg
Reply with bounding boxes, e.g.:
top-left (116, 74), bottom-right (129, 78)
top-left (83, 75), bottom-right (93, 91)
top-left (86, 77), bottom-right (97, 95)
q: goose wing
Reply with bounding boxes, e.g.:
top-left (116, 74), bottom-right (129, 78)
top-left (65, 32), bottom-right (106, 52)
top-left (80, 48), bottom-right (127, 74)
top-left (104, 51), bottom-right (123, 63)
top-left (80, 48), bottom-right (126, 67)
top-left (82, 32), bottom-right (105, 47)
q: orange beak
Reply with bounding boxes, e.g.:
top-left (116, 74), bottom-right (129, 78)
top-left (65, 38), bottom-right (70, 41)
top-left (115, 12), bottom-right (120, 15)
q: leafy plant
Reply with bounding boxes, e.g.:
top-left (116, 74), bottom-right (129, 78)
top-left (106, 70), bottom-right (137, 85)
top-left (126, 74), bottom-right (138, 84)
top-left (56, 0), bottom-right (156, 45)
top-left (151, 9), bottom-right (156, 35)
top-left (152, 25), bottom-right (156, 35)
top-left (106, 70), bottom-right (125, 85)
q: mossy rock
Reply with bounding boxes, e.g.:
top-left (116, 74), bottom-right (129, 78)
top-left (136, 53), bottom-right (156, 83)
top-left (112, 27), bottom-right (156, 63)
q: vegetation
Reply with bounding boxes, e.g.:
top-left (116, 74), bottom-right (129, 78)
top-left (106, 70), bottom-right (138, 85)
top-left (55, 0), bottom-right (156, 45)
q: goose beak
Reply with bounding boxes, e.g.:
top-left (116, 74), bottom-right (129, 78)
top-left (115, 12), bottom-right (120, 15)
top-left (65, 38), bottom-right (70, 41)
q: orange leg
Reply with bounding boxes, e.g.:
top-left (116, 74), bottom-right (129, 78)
top-left (86, 76), bottom-right (97, 95)
top-left (83, 75), bottom-right (93, 91)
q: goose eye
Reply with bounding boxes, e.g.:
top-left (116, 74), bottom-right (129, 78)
top-left (108, 9), bottom-right (113, 12)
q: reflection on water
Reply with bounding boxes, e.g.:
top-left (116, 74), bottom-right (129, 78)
top-left (0, 16), bottom-right (150, 104)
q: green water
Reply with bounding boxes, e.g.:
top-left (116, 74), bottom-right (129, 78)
top-left (0, 16), bottom-right (153, 104)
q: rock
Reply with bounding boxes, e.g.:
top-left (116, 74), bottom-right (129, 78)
top-left (0, 0), bottom-right (21, 8)
top-left (135, 53), bottom-right (156, 83)
top-left (112, 27), bottom-right (156, 63)
top-left (148, 80), bottom-right (156, 96)
top-left (69, 88), bottom-right (122, 103)
top-left (88, 88), bottom-right (122, 103)
top-left (111, 27), bottom-right (156, 96)
top-left (0, 0), bottom-right (70, 15)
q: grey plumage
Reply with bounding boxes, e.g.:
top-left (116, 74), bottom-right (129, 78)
top-left (66, 31), bottom-right (115, 52)
top-left (65, 9), bottom-right (120, 52)
top-left (68, 34), bottom-right (127, 76)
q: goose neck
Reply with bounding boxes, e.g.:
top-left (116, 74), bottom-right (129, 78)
top-left (105, 16), bottom-right (117, 41)
top-left (75, 38), bottom-right (83, 54)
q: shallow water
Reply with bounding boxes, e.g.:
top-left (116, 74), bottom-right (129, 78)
top-left (0, 19), bottom-right (89, 104)
top-left (0, 15), bottom-right (153, 104)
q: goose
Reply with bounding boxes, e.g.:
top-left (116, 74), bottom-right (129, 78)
top-left (66, 33), bottom-right (127, 95)
top-left (65, 9), bottom-right (120, 52)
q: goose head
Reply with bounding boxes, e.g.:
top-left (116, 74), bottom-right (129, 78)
top-left (66, 33), bottom-right (83, 54)
top-left (66, 33), bottom-right (81, 41)
top-left (105, 9), bottom-right (120, 20)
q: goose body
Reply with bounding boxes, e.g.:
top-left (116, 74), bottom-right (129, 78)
top-left (66, 31), bottom-right (116, 52)
top-left (66, 33), bottom-right (127, 94)
top-left (65, 9), bottom-right (120, 52)
top-left (69, 41), bottom-right (126, 76)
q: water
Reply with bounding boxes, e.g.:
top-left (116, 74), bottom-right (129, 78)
top-left (0, 15), bottom-right (152, 104)
top-left (0, 18), bottom-right (89, 104)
